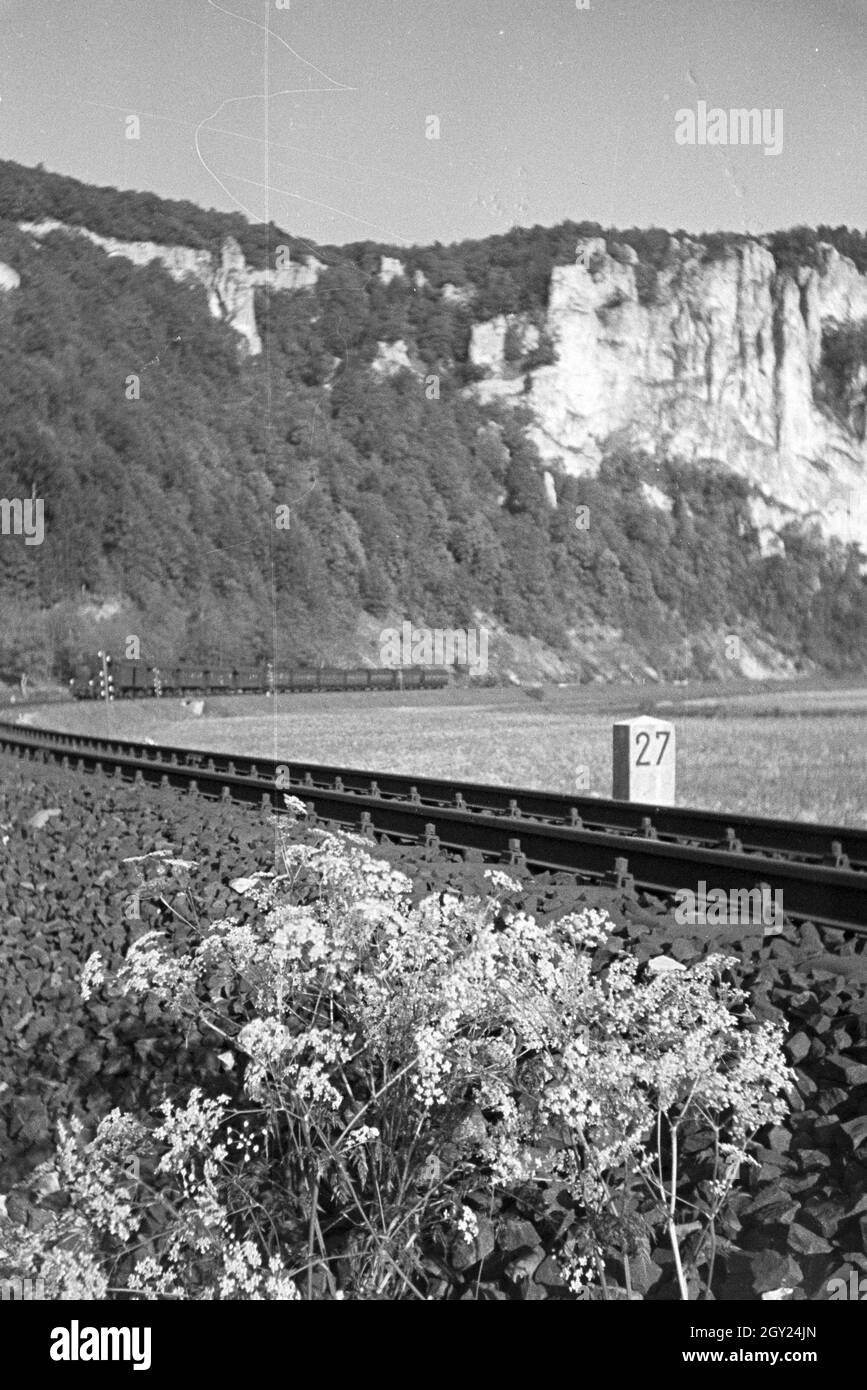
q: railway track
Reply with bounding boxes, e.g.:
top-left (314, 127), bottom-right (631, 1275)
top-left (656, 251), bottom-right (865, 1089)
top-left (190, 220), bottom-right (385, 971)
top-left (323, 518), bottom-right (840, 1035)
top-left (1, 719), bottom-right (865, 932)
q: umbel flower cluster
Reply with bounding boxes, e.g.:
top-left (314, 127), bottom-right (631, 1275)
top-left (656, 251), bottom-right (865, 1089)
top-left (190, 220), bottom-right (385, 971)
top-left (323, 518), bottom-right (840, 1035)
top-left (1, 808), bottom-right (793, 1300)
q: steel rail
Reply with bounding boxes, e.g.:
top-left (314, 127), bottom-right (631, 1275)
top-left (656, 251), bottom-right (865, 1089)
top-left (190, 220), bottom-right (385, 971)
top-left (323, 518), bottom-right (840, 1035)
top-left (1, 722), bottom-right (865, 931)
top-left (2, 720), bottom-right (864, 868)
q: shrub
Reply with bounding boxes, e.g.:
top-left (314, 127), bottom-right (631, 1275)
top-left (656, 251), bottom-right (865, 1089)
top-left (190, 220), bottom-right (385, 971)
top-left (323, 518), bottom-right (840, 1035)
top-left (520, 332), bottom-right (557, 372)
top-left (633, 263), bottom-right (659, 308)
top-left (817, 320), bottom-right (867, 414)
top-left (0, 807), bottom-right (792, 1300)
top-left (502, 321), bottom-right (523, 365)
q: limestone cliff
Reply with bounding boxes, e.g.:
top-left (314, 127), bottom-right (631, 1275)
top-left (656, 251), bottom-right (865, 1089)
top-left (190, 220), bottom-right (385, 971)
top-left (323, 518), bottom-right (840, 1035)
top-left (0, 261), bottom-right (20, 292)
top-left (15, 219), bottom-right (867, 550)
top-left (469, 236), bottom-right (867, 548)
top-left (18, 219), bottom-right (324, 356)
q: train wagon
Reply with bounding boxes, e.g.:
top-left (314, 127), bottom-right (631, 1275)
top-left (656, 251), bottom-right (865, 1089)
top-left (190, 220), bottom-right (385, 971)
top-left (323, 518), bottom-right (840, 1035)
top-left (69, 656), bottom-right (455, 699)
top-left (274, 668), bottom-right (320, 692)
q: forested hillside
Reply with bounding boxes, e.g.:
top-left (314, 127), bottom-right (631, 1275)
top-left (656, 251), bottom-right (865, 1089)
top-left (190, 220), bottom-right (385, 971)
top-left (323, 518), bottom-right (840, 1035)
top-left (0, 159), bottom-right (865, 679)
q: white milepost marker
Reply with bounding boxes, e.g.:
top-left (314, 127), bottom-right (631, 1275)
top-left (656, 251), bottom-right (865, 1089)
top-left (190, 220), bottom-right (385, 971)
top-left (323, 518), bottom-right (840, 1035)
top-left (612, 716), bottom-right (676, 806)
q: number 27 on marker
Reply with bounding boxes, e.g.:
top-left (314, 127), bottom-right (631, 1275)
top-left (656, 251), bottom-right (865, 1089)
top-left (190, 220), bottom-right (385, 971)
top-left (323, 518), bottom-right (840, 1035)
top-left (635, 729), bottom-right (670, 766)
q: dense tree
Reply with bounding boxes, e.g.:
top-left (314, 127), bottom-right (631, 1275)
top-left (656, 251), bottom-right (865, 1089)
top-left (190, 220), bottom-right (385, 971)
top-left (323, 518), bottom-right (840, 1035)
top-left (0, 159), bottom-right (864, 677)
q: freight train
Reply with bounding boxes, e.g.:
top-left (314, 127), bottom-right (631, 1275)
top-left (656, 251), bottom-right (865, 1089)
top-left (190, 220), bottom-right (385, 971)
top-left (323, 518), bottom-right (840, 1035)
top-left (68, 657), bottom-right (452, 700)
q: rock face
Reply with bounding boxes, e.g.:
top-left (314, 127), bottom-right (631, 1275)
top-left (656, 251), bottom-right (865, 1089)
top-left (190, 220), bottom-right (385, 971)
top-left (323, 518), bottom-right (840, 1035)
top-left (0, 261), bottom-right (21, 292)
top-left (371, 338), bottom-right (419, 377)
top-left (470, 238), bottom-right (867, 547)
top-left (18, 219), bottom-right (324, 357)
top-left (16, 216), bottom-right (867, 548)
top-left (379, 255), bottom-right (405, 285)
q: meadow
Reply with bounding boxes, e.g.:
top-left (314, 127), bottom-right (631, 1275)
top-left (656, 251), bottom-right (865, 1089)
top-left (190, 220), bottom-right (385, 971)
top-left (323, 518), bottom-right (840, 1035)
top-left (23, 678), bottom-right (867, 828)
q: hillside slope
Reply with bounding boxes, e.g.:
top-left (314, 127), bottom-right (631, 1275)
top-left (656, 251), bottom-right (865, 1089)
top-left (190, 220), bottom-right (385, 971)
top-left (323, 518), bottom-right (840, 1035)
top-left (0, 160), bottom-right (865, 680)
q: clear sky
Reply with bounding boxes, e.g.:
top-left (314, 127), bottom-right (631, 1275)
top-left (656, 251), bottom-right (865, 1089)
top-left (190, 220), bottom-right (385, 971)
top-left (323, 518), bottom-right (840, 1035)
top-left (1, 0), bottom-right (865, 248)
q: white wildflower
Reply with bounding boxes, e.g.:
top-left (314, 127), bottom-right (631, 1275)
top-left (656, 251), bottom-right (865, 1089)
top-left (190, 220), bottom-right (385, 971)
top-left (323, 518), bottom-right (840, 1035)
top-left (80, 951), bottom-right (105, 1001)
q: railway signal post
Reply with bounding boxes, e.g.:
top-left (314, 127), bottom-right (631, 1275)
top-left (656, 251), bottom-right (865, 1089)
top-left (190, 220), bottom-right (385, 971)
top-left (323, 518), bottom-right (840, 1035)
top-left (612, 715), bottom-right (676, 805)
top-left (97, 650), bottom-right (114, 721)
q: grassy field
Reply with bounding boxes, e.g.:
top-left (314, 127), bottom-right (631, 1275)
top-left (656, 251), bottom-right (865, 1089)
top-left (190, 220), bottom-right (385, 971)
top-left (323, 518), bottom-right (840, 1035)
top-left (656, 685), bottom-right (867, 718)
top-left (18, 679), bottom-right (867, 828)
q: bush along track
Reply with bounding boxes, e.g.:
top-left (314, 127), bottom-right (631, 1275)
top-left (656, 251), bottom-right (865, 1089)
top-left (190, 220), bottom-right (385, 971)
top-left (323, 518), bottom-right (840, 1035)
top-left (0, 755), bottom-right (865, 1300)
